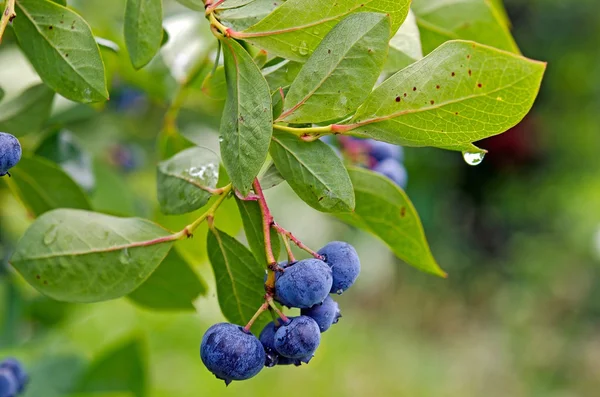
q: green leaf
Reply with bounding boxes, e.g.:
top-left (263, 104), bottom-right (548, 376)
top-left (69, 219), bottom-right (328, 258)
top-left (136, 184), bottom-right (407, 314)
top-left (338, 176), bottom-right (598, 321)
top-left (0, 87), bottom-right (4, 101)
top-left (22, 355), bottom-right (87, 397)
top-left (412, 0), bottom-right (519, 54)
top-left (157, 147), bottom-right (220, 215)
top-left (10, 209), bottom-right (174, 303)
top-left (236, 198), bottom-right (280, 265)
top-left (270, 132), bottom-right (354, 212)
top-left (124, 0), bottom-right (164, 69)
top-left (49, 0), bottom-right (67, 5)
top-left (206, 227), bottom-right (267, 331)
top-left (216, 0), bottom-right (283, 31)
top-left (384, 9), bottom-right (423, 73)
top-left (3, 154), bottom-right (91, 217)
top-left (220, 37), bottom-right (273, 195)
top-left (216, 0), bottom-right (257, 9)
top-left (343, 40), bottom-right (546, 153)
top-left (173, 0), bottom-right (204, 10)
top-left (259, 161), bottom-right (285, 190)
top-left (13, 0), bottom-right (109, 103)
top-left (262, 59), bottom-right (302, 91)
top-left (271, 88), bottom-right (284, 119)
top-left (335, 167), bottom-right (446, 277)
top-left (128, 249), bottom-right (207, 311)
top-left (0, 84), bottom-right (55, 137)
top-left (35, 129), bottom-right (95, 192)
top-left (201, 66), bottom-right (227, 101)
top-left (240, 0), bottom-right (411, 62)
top-left (76, 339), bottom-right (146, 397)
top-left (279, 13), bottom-right (390, 124)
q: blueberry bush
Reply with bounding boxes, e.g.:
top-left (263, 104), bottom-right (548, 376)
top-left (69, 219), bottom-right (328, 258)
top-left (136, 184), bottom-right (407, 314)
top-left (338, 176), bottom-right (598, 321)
top-left (0, 0), bottom-right (545, 393)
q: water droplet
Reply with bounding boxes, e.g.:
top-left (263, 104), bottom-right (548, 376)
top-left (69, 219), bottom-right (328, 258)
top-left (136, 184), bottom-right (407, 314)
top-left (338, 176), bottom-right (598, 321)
top-left (290, 45), bottom-right (298, 53)
top-left (312, 28), bottom-right (320, 35)
top-left (119, 248), bottom-right (132, 264)
top-left (462, 151), bottom-right (485, 166)
top-left (298, 41), bottom-right (308, 56)
top-left (218, 135), bottom-right (224, 143)
top-left (336, 289), bottom-right (344, 295)
top-left (43, 225), bottom-right (58, 245)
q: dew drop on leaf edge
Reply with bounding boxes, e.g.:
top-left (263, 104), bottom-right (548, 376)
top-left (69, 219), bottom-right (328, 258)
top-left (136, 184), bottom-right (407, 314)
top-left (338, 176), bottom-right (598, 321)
top-left (462, 151), bottom-right (485, 166)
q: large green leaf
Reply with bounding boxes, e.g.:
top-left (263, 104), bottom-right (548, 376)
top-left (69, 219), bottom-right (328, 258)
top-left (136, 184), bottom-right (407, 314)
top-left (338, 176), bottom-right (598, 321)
top-left (220, 37), bottom-right (273, 195)
top-left (3, 154), bottom-right (91, 217)
top-left (236, 198), bottom-right (280, 265)
top-left (336, 167), bottom-right (446, 277)
top-left (206, 227), bottom-right (267, 331)
top-left (10, 209), bottom-right (174, 303)
top-left (0, 84), bottom-right (55, 137)
top-left (128, 249), bottom-right (207, 311)
top-left (270, 132), bottom-right (354, 212)
top-left (384, 9), bottom-right (423, 73)
top-left (412, 0), bottom-right (519, 54)
top-left (217, 0), bottom-right (283, 31)
top-left (342, 40), bottom-right (546, 154)
top-left (156, 147), bottom-right (220, 215)
top-left (124, 0), bottom-right (164, 69)
top-left (76, 339), bottom-right (146, 397)
top-left (240, 0), bottom-right (410, 62)
top-left (278, 13), bottom-right (389, 123)
top-left (13, 0), bottom-right (109, 103)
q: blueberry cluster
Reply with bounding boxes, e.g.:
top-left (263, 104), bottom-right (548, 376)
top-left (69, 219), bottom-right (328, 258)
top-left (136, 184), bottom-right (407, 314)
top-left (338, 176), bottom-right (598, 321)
top-left (0, 358), bottom-right (27, 397)
top-left (200, 241), bottom-right (360, 385)
top-left (0, 132), bottom-right (22, 177)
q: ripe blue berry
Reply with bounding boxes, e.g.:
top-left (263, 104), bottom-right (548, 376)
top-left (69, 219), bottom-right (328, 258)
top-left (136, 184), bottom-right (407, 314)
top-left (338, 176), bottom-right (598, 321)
top-left (200, 323), bottom-right (265, 385)
top-left (301, 296), bottom-right (342, 332)
top-left (274, 316), bottom-right (321, 359)
top-left (275, 259), bottom-right (333, 308)
top-left (259, 321), bottom-right (312, 367)
top-left (0, 133), bottom-right (22, 177)
top-left (0, 358), bottom-right (27, 392)
top-left (372, 159), bottom-right (408, 189)
top-left (0, 369), bottom-right (18, 397)
top-left (318, 241), bottom-right (361, 294)
top-left (369, 141), bottom-right (403, 162)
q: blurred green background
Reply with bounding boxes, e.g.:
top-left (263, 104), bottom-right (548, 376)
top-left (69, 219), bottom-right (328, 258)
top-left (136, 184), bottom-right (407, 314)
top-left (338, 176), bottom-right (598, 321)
top-left (1, 0), bottom-right (600, 396)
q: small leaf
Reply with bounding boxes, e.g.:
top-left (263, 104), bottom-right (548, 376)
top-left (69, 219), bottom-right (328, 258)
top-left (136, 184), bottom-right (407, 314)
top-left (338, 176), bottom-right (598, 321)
top-left (216, 0), bottom-right (283, 31)
top-left (95, 37), bottom-right (121, 53)
top-left (279, 13), bottom-right (390, 123)
top-left (412, 0), bottom-right (519, 54)
top-left (259, 161), bottom-right (285, 190)
top-left (3, 154), bottom-right (91, 217)
top-left (384, 9), bottom-right (423, 73)
top-left (236, 198), bottom-right (280, 265)
top-left (220, 37), bottom-right (273, 195)
top-left (343, 40), bottom-right (546, 153)
top-left (0, 84), bottom-right (55, 137)
top-left (262, 59), bottom-right (302, 91)
top-left (335, 167), bottom-right (446, 277)
top-left (270, 132), bottom-right (355, 213)
top-left (201, 66), bottom-right (227, 100)
top-left (35, 129), bottom-right (95, 192)
top-left (241, 0), bottom-right (411, 61)
top-left (13, 0), bottom-right (109, 103)
top-left (157, 147), bottom-right (220, 215)
top-left (206, 227), bottom-right (267, 331)
top-left (271, 88), bottom-right (284, 119)
top-left (76, 339), bottom-right (146, 397)
top-left (10, 209), bottom-right (174, 303)
top-left (128, 249), bottom-right (207, 311)
top-left (124, 0), bottom-right (164, 69)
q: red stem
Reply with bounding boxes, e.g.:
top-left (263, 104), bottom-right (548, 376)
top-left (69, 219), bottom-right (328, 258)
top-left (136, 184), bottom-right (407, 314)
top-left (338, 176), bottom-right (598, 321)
top-left (272, 222), bottom-right (323, 260)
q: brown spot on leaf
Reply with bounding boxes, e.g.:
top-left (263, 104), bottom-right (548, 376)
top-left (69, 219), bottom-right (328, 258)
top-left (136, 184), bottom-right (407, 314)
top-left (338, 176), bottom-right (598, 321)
top-left (436, 85), bottom-right (440, 89)
top-left (477, 83), bottom-right (483, 88)
top-left (49, 26), bottom-right (53, 30)
top-left (468, 69), bottom-right (472, 76)
top-left (395, 96), bottom-right (401, 102)
top-left (430, 100), bottom-right (435, 105)
top-left (400, 207), bottom-right (406, 217)
top-left (451, 72), bottom-right (456, 77)
top-left (36, 275), bottom-right (41, 279)
top-left (412, 87), bottom-right (417, 91)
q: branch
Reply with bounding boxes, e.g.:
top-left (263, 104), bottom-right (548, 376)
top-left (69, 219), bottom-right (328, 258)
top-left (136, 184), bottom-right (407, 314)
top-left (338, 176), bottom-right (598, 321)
top-left (272, 222), bottom-right (323, 260)
top-left (0, 0), bottom-right (16, 44)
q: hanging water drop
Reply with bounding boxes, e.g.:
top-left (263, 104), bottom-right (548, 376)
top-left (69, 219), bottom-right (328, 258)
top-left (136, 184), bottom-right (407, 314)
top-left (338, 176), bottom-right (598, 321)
top-left (43, 225), bottom-right (59, 245)
top-left (119, 248), bottom-right (132, 264)
top-left (462, 151), bottom-right (485, 166)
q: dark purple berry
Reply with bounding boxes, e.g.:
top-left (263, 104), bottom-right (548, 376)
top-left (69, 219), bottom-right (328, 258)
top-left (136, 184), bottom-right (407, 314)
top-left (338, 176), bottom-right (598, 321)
top-left (318, 241), bottom-right (360, 294)
top-left (274, 316), bottom-right (321, 359)
top-left (275, 259), bottom-right (332, 308)
top-left (301, 296), bottom-right (341, 332)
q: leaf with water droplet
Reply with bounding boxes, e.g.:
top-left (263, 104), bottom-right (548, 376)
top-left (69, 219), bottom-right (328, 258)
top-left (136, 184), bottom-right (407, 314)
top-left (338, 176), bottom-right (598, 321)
top-left (343, 40), bottom-right (546, 153)
top-left (334, 167), bottom-right (446, 277)
top-left (157, 147), bottom-right (220, 215)
top-left (279, 13), bottom-right (390, 124)
top-left (11, 209), bottom-right (174, 303)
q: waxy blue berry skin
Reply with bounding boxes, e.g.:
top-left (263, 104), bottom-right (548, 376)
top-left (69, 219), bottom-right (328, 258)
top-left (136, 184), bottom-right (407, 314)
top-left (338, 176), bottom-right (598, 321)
top-left (373, 159), bottom-right (408, 189)
top-left (0, 369), bottom-right (18, 397)
top-left (275, 259), bottom-right (333, 309)
top-left (0, 133), bottom-right (22, 177)
top-left (200, 323), bottom-right (265, 385)
top-left (318, 241), bottom-right (361, 294)
top-left (301, 296), bottom-right (342, 332)
top-left (0, 358), bottom-right (27, 392)
top-left (274, 316), bottom-right (321, 360)
top-left (259, 322), bottom-right (313, 367)
top-left (369, 140), bottom-right (403, 162)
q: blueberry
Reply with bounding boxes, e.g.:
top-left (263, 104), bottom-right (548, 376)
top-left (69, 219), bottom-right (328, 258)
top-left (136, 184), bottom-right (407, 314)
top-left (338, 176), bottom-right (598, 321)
top-left (372, 159), bottom-right (408, 189)
top-left (318, 241), bottom-right (361, 294)
top-left (0, 133), bottom-right (22, 177)
top-left (0, 358), bottom-right (27, 392)
top-left (200, 323), bottom-right (265, 385)
top-left (0, 369), bottom-right (18, 397)
top-left (369, 140), bottom-right (403, 162)
top-left (259, 321), bottom-right (312, 367)
top-left (301, 296), bottom-right (342, 332)
top-left (274, 316), bottom-right (321, 359)
top-left (275, 259), bottom-right (333, 308)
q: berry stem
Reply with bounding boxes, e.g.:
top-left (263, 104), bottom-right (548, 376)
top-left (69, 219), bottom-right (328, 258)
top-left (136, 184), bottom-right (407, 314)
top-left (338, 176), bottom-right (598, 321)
top-left (0, 0), bottom-right (16, 45)
top-left (173, 184), bottom-right (232, 239)
top-left (244, 302), bottom-right (268, 331)
top-left (267, 296), bottom-right (289, 323)
top-left (280, 233), bottom-right (296, 263)
top-left (253, 179), bottom-right (278, 292)
top-left (272, 222), bottom-right (323, 260)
